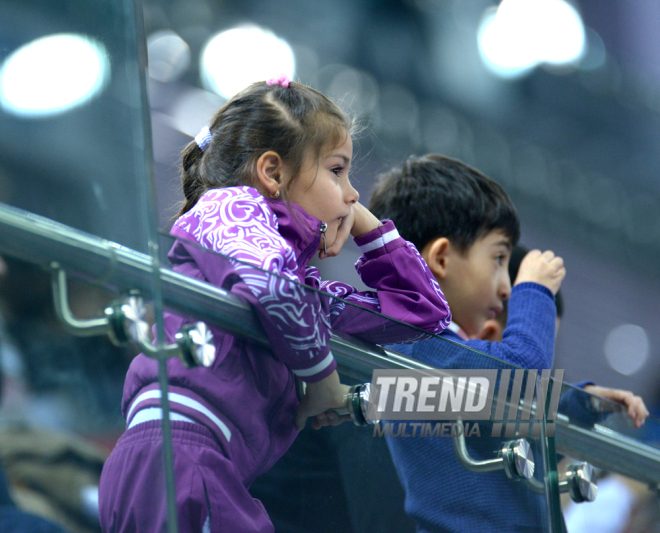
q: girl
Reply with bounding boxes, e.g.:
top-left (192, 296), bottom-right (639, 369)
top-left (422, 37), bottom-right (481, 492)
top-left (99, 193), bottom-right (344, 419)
top-left (99, 77), bottom-right (451, 533)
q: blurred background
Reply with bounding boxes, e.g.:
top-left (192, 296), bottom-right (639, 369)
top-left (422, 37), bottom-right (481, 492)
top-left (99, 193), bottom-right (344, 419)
top-left (0, 0), bottom-right (658, 426)
top-left (0, 0), bottom-right (659, 531)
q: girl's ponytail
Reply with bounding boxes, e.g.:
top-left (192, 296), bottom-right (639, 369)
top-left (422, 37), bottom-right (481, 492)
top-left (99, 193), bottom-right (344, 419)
top-left (178, 141), bottom-right (205, 216)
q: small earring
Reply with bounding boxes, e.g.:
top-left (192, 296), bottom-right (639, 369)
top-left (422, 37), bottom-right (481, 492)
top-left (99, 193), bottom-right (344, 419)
top-left (272, 189), bottom-right (280, 199)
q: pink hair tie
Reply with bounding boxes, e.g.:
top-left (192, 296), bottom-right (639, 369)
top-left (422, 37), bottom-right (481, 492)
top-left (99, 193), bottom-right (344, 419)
top-left (267, 75), bottom-right (290, 88)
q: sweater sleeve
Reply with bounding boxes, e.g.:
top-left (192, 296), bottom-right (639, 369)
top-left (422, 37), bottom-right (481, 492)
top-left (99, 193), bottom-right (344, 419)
top-left (316, 220), bottom-right (452, 344)
top-left (172, 190), bottom-right (335, 383)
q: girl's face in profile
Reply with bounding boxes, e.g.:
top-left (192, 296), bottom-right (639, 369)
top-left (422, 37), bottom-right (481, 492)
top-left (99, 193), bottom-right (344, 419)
top-left (287, 135), bottom-right (359, 253)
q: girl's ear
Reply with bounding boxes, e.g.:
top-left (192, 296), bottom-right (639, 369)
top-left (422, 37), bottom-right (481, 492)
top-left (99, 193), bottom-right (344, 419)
top-left (421, 237), bottom-right (451, 280)
top-left (255, 151), bottom-right (284, 197)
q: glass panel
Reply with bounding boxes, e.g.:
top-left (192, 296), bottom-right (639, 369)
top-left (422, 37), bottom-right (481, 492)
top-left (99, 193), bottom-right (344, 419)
top-left (0, 0), bottom-right (154, 253)
top-left (540, 377), bottom-right (564, 533)
top-left (562, 472), bottom-right (659, 533)
top-left (554, 382), bottom-right (660, 531)
top-left (558, 381), bottom-right (660, 446)
top-left (0, 0), bottom-right (174, 532)
top-left (0, 252), bottom-right (140, 532)
top-left (556, 382), bottom-right (660, 473)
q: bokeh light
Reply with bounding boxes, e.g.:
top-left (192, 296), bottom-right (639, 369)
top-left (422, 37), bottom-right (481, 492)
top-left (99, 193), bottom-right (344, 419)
top-left (170, 87), bottom-right (226, 139)
top-left (477, 0), bottom-right (586, 79)
top-left (326, 67), bottom-right (379, 116)
top-left (147, 30), bottom-right (191, 83)
top-left (200, 26), bottom-right (295, 99)
top-left (580, 27), bottom-right (607, 71)
top-left (0, 33), bottom-right (110, 118)
top-left (604, 324), bottom-right (650, 376)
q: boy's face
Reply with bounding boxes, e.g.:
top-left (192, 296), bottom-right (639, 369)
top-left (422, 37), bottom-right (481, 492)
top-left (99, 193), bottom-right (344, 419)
top-left (422, 230), bottom-right (512, 337)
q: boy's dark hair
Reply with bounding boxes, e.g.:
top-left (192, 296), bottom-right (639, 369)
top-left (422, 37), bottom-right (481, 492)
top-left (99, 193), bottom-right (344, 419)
top-left (369, 154), bottom-right (520, 253)
top-left (508, 244), bottom-right (528, 288)
top-left (178, 81), bottom-right (354, 217)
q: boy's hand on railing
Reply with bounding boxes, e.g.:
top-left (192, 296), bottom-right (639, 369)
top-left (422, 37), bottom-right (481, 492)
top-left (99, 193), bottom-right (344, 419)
top-left (583, 385), bottom-right (649, 428)
top-left (514, 249), bottom-right (566, 295)
top-left (294, 370), bottom-right (351, 430)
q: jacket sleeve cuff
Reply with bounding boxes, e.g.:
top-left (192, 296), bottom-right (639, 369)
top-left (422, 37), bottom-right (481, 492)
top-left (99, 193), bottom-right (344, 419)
top-left (512, 282), bottom-right (554, 301)
top-left (353, 220), bottom-right (405, 258)
top-left (290, 352), bottom-right (337, 383)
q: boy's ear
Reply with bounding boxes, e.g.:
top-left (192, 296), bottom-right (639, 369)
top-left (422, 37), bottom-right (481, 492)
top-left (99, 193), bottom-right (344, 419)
top-left (421, 237), bottom-right (451, 280)
top-left (473, 319), bottom-right (504, 342)
top-left (255, 151), bottom-right (284, 197)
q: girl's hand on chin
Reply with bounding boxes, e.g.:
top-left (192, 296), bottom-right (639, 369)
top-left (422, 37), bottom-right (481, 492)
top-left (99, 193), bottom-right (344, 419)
top-left (318, 207), bottom-right (355, 259)
top-left (350, 203), bottom-right (382, 238)
top-left (318, 203), bottom-right (383, 259)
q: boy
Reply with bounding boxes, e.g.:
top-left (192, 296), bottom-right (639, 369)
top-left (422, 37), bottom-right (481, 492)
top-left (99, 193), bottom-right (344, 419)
top-left (370, 154), bottom-right (647, 532)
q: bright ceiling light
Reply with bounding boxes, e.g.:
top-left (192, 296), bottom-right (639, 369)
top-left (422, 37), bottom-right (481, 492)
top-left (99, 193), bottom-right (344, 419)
top-left (478, 0), bottom-right (586, 79)
top-left (200, 26), bottom-right (295, 99)
top-left (478, 7), bottom-right (535, 79)
top-left (0, 33), bottom-right (110, 118)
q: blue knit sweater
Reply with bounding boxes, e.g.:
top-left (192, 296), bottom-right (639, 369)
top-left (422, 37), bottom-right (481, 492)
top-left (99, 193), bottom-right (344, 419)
top-left (385, 282), bottom-right (592, 533)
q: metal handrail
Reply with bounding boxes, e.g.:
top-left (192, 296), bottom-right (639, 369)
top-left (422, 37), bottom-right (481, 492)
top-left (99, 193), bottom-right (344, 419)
top-left (1, 202), bottom-right (659, 486)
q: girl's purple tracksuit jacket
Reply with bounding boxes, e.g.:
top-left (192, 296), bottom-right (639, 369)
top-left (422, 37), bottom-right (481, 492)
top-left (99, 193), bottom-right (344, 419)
top-left (99, 186), bottom-right (451, 532)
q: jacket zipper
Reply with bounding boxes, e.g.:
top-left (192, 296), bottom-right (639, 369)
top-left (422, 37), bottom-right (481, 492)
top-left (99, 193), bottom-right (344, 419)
top-left (320, 222), bottom-right (327, 255)
top-left (298, 222), bottom-right (326, 268)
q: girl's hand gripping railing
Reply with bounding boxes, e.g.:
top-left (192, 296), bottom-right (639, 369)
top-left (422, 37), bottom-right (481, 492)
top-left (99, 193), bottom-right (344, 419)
top-left (332, 383), bottom-right (373, 426)
top-left (295, 379), bottom-right (375, 427)
top-left (50, 263), bottom-right (216, 368)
